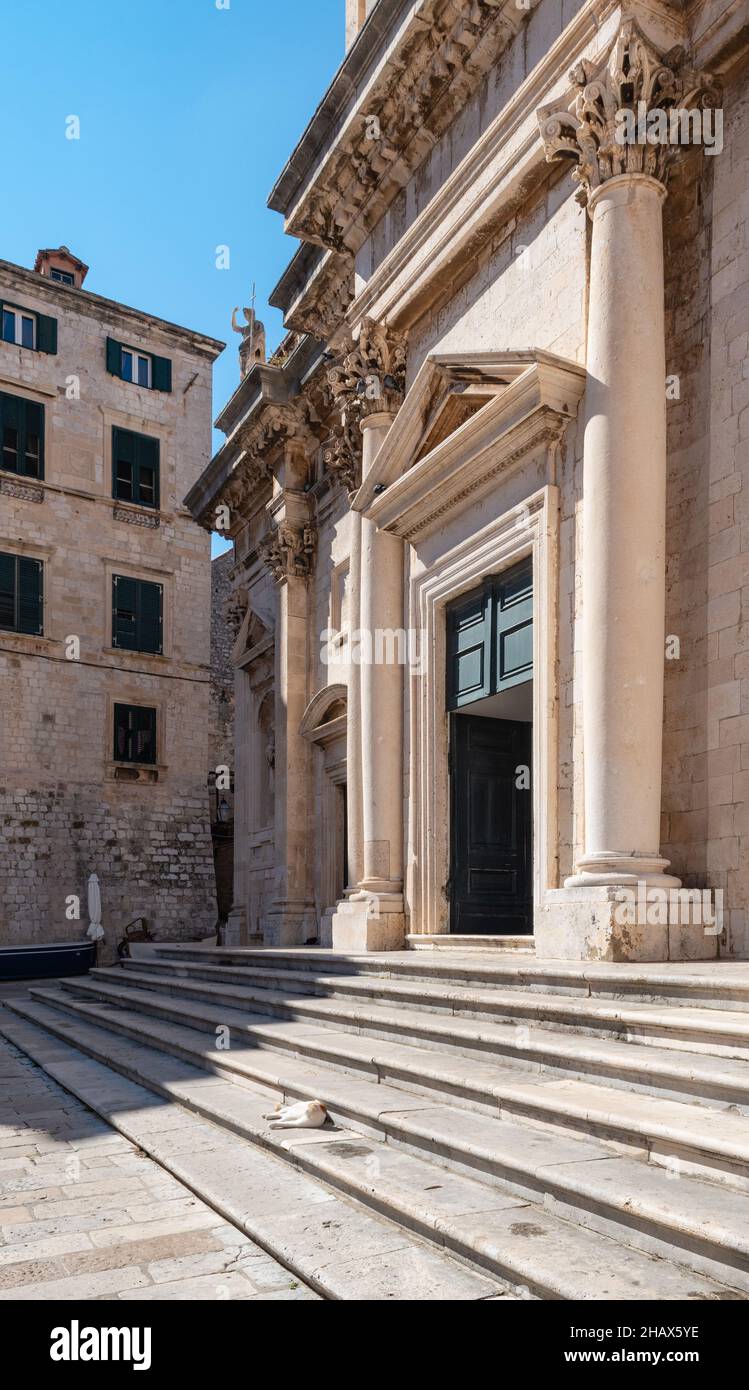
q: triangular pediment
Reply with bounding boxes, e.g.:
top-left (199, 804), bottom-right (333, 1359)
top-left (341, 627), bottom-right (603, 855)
top-left (354, 349), bottom-right (586, 540)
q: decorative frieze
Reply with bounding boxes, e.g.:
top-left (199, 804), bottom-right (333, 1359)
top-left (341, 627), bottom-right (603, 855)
top-left (258, 520), bottom-right (317, 583)
top-left (113, 504), bottom-right (160, 528)
top-left (0, 476), bottom-right (44, 504)
top-left (536, 19), bottom-right (720, 206)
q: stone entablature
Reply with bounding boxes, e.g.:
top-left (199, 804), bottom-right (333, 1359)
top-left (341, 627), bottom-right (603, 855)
top-left (269, 0), bottom-right (524, 256)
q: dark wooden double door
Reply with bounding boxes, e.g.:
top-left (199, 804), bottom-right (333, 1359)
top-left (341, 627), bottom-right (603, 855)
top-left (450, 714), bottom-right (532, 935)
top-left (446, 558), bottom-right (534, 936)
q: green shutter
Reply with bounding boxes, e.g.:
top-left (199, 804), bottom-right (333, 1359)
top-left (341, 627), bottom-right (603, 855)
top-left (0, 553), bottom-right (15, 629)
top-left (112, 575), bottom-right (138, 649)
top-left (23, 399), bottom-right (45, 479)
top-left (446, 586), bottom-right (492, 710)
top-left (36, 313), bottom-right (57, 355)
top-left (0, 392), bottom-right (20, 473)
top-left (136, 434), bottom-right (160, 508)
top-left (112, 426), bottom-right (136, 499)
top-left (135, 706), bottom-right (157, 763)
top-left (17, 557), bottom-right (43, 635)
top-left (152, 354), bottom-right (172, 392)
top-left (106, 337), bottom-right (122, 377)
top-left (494, 560), bottom-right (533, 692)
top-left (138, 580), bottom-right (163, 654)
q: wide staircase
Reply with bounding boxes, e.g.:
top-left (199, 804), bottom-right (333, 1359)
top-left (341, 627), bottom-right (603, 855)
top-left (3, 945), bottom-right (749, 1300)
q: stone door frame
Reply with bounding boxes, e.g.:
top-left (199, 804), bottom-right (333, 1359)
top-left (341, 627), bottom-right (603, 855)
top-left (409, 484), bottom-right (559, 936)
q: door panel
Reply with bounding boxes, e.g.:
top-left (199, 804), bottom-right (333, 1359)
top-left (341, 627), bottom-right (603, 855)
top-left (450, 714), bottom-right (532, 935)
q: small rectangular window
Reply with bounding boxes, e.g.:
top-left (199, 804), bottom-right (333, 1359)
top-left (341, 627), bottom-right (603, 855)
top-left (0, 552), bottom-right (43, 635)
top-left (113, 703), bottom-right (157, 765)
top-left (106, 337), bottom-right (171, 391)
top-left (50, 268), bottom-right (75, 285)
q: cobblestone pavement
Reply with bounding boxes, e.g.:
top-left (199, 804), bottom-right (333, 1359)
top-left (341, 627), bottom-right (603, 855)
top-left (0, 1008), bottom-right (318, 1301)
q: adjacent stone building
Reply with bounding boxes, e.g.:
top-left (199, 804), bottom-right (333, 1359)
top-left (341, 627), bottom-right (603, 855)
top-left (188, 0), bottom-right (749, 962)
top-left (0, 246), bottom-right (224, 953)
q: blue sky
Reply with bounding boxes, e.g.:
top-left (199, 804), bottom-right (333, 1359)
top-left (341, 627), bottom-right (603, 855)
top-left (3, 0), bottom-right (343, 554)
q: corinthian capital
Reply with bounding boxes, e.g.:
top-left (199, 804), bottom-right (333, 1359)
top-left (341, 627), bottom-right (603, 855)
top-left (258, 520), bottom-right (317, 583)
top-left (536, 18), bottom-right (720, 207)
top-left (327, 318), bottom-right (408, 424)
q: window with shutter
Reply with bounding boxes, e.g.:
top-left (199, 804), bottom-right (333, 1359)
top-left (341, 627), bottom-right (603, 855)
top-left (0, 392), bottom-right (45, 479)
top-left (112, 426), bottom-right (160, 508)
top-left (113, 704), bottom-right (157, 765)
top-left (112, 575), bottom-right (163, 654)
top-left (106, 337), bottom-right (171, 392)
top-left (0, 552), bottom-right (43, 635)
top-left (0, 303), bottom-right (57, 354)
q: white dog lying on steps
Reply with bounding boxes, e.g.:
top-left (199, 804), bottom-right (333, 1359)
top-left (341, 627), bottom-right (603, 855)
top-left (264, 1099), bottom-right (328, 1130)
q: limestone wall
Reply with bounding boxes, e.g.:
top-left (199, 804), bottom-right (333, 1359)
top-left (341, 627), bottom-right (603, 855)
top-left (0, 264), bottom-right (218, 951)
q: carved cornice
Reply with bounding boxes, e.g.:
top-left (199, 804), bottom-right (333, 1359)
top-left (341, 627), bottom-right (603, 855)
top-left (536, 18), bottom-right (720, 206)
top-left (243, 400), bottom-right (322, 459)
top-left (284, 253), bottom-right (356, 342)
top-left (258, 520), bottom-right (317, 583)
top-left (283, 0), bottom-right (522, 253)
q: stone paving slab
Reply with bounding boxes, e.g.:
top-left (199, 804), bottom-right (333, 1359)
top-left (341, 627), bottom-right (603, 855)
top-left (0, 1023), bottom-right (318, 1302)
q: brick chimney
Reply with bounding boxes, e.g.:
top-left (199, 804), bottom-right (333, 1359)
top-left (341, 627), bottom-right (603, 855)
top-left (34, 245), bottom-right (89, 289)
top-left (345, 0), bottom-right (375, 51)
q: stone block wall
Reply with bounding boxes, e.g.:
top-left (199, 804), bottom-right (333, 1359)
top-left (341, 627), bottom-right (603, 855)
top-left (0, 260), bottom-right (220, 950)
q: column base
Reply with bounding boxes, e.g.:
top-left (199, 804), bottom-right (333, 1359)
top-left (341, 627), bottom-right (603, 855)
top-left (538, 885), bottom-right (720, 962)
top-left (566, 853), bottom-right (680, 888)
top-left (329, 894), bottom-right (406, 952)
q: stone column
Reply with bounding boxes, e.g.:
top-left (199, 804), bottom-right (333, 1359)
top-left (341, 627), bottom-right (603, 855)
top-left (536, 19), bottom-right (718, 960)
top-left (570, 170), bottom-right (677, 890)
top-left (327, 318), bottom-right (408, 950)
top-left (345, 508), bottom-right (364, 892)
top-left (259, 457), bottom-right (317, 946)
top-left (356, 413), bottom-right (405, 913)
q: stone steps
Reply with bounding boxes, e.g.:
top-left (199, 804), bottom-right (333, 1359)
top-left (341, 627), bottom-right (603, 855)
top-left (36, 978), bottom-right (749, 1184)
top-left (82, 966), bottom-right (749, 1110)
top-left (0, 1007), bottom-right (509, 1301)
top-left (152, 944), bottom-right (749, 1011)
top-left (121, 956), bottom-right (749, 1059)
top-left (13, 973), bottom-right (749, 1273)
top-left (2, 996), bottom-right (746, 1300)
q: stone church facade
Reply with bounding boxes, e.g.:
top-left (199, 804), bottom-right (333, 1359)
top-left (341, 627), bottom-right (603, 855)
top-left (188, 0), bottom-right (749, 962)
top-left (0, 246), bottom-right (223, 952)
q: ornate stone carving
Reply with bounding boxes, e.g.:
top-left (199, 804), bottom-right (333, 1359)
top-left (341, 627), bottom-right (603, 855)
top-left (0, 476), bottom-right (43, 504)
top-left (287, 0), bottom-right (519, 252)
top-left (113, 505), bottom-right (160, 528)
top-left (225, 587), bottom-right (248, 638)
top-left (258, 521), bottom-right (317, 582)
top-left (327, 318), bottom-right (408, 420)
top-left (537, 19), bottom-right (720, 206)
top-left (322, 420), bottom-right (361, 494)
